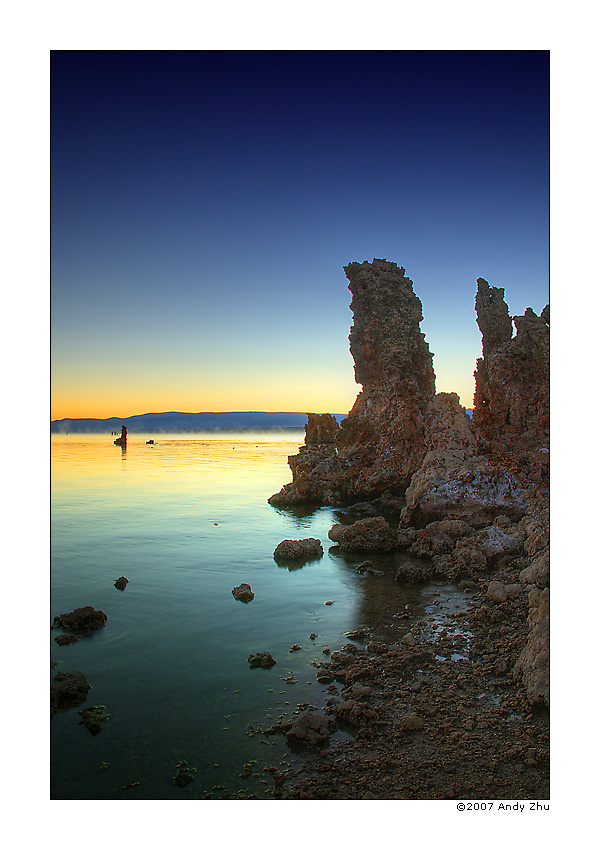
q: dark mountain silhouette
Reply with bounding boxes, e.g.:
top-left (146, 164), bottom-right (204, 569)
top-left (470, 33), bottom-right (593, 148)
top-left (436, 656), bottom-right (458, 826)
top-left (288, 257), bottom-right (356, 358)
top-left (51, 411), bottom-right (347, 434)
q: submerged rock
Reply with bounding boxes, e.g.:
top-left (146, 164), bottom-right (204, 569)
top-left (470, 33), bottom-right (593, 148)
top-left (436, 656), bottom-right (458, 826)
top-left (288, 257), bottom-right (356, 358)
top-left (78, 705), bottom-right (110, 735)
top-left (232, 583), bottom-right (255, 603)
top-left (395, 562), bottom-right (431, 583)
top-left (54, 634), bottom-right (80, 646)
top-left (52, 606), bottom-right (107, 632)
top-left (173, 760), bottom-right (197, 787)
top-left (273, 538), bottom-right (323, 561)
top-left (248, 652), bottom-right (276, 669)
top-left (51, 671), bottom-right (91, 715)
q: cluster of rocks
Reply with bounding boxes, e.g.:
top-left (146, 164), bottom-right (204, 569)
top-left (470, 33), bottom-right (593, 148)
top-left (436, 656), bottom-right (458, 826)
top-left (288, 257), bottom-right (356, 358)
top-left (266, 260), bottom-right (549, 716)
top-left (51, 596), bottom-right (116, 730)
top-left (266, 584), bottom-right (549, 799)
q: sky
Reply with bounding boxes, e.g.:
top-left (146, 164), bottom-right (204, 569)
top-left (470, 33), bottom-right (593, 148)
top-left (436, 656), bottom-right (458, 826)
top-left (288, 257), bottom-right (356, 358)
top-left (51, 50), bottom-right (549, 421)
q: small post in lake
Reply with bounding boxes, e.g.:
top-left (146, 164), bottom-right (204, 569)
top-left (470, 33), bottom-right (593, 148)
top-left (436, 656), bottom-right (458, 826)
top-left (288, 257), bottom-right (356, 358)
top-left (114, 426), bottom-right (127, 447)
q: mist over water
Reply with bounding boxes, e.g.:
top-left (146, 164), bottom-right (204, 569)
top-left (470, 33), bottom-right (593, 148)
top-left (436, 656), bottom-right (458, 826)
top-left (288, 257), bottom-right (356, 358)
top-left (51, 435), bottom-right (432, 799)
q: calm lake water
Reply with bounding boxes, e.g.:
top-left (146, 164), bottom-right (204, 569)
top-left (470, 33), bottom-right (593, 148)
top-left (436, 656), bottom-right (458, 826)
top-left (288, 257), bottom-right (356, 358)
top-left (50, 434), bottom-right (460, 799)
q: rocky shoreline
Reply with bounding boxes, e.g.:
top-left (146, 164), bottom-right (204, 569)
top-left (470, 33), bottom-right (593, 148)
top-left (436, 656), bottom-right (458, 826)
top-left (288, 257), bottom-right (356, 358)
top-left (261, 259), bottom-right (549, 799)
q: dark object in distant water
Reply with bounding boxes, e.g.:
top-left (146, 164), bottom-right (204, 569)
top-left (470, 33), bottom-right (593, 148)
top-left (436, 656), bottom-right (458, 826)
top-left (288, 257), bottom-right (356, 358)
top-left (114, 425), bottom-right (127, 446)
top-left (78, 705), bottom-right (110, 735)
top-left (146, 439), bottom-right (154, 444)
top-left (173, 760), bottom-right (197, 787)
top-left (51, 606), bottom-right (108, 631)
top-left (114, 576), bottom-right (129, 591)
top-left (232, 583), bottom-right (254, 603)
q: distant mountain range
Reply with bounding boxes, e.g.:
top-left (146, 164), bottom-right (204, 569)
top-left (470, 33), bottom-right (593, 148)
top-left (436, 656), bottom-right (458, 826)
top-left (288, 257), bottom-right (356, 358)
top-left (50, 411), bottom-right (347, 434)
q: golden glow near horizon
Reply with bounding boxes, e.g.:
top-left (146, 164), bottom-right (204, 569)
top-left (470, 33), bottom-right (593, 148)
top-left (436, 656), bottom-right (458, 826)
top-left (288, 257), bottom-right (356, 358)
top-left (51, 370), bottom-right (476, 421)
top-left (50, 374), bottom-right (362, 421)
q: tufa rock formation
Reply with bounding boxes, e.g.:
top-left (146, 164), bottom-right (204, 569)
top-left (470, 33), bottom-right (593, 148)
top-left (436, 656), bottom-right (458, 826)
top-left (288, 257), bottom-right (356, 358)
top-left (267, 259), bottom-right (549, 712)
top-left (269, 260), bottom-right (435, 505)
top-left (473, 278), bottom-right (549, 453)
top-left (400, 391), bottom-right (527, 527)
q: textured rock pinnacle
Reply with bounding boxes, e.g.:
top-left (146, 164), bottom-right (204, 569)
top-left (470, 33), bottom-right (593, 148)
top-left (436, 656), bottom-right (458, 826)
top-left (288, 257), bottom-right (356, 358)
top-left (269, 260), bottom-right (435, 505)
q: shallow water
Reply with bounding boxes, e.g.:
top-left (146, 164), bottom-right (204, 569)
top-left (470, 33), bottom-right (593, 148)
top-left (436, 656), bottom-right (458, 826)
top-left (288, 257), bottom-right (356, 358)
top-left (50, 434), bottom-right (453, 799)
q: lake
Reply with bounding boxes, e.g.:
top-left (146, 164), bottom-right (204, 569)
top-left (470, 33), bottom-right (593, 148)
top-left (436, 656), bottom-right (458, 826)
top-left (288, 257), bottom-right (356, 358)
top-left (50, 434), bottom-right (452, 799)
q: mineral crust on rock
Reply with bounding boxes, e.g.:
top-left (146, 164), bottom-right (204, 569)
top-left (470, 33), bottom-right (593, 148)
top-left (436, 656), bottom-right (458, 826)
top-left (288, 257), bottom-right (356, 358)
top-left (401, 392), bottom-right (527, 527)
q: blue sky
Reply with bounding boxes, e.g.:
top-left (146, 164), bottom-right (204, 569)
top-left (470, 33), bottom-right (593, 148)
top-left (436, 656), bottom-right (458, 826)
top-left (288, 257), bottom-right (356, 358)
top-left (51, 50), bottom-right (549, 419)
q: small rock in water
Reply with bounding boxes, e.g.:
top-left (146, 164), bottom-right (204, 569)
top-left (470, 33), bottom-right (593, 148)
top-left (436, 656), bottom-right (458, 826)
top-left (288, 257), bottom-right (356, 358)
top-left (274, 538), bottom-right (323, 561)
top-left (173, 760), bottom-right (197, 787)
top-left (54, 634), bottom-right (80, 646)
top-left (51, 671), bottom-right (91, 714)
top-left (289, 644), bottom-right (302, 652)
top-left (248, 652), bottom-right (276, 669)
top-left (114, 576), bottom-right (129, 591)
top-left (395, 563), bottom-right (431, 583)
top-left (355, 560), bottom-right (384, 576)
top-left (309, 633), bottom-right (317, 640)
top-left (232, 583), bottom-right (255, 603)
top-left (51, 606), bottom-right (107, 632)
top-left (316, 669), bottom-right (335, 684)
top-left (346, 628), bottom-right (368, 640)
top-left (78, 705), bottom-right (110, 735)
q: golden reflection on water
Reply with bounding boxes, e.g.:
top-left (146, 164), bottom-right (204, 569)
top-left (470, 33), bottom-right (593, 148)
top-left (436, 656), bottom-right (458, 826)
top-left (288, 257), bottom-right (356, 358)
top-left (51, 433), bottom-right (303, 495)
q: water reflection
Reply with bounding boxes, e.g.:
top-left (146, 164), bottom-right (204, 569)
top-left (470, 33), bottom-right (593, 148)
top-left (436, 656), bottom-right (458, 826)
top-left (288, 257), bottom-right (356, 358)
top-left (50, 436), bottom-right (472, 799)
top-left (327, 546), bottom-right (470, 644)
top-left (271, 503), bottom-right (325, 526)
top-left (273, 554), bottom-right (324, 571)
